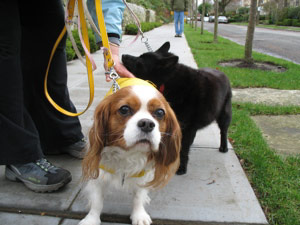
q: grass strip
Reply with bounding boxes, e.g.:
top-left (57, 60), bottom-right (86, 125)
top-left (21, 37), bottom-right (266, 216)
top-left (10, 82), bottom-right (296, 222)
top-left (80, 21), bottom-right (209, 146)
top-left (184, 25), bottom-right (300, 225)
top-left (233, 102), bottom-right (300, 115)
top-left (184, 25), bottom-right (300, 90)
top-left (229, 105), bottom-right (300, 225)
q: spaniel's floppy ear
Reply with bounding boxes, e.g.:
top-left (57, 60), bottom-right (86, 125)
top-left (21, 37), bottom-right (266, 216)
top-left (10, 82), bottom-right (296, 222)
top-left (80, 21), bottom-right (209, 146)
top-left (149, 103), bottom-right (181, 188)
top-left (82, 97), bottom-right (111, 180)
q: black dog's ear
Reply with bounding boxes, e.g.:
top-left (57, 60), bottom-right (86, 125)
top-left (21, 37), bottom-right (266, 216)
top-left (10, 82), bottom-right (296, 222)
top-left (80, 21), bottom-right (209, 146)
top-left (160, 55), bottom-right (179, 69)
top-left (156, 42), bottom-right (170, 54)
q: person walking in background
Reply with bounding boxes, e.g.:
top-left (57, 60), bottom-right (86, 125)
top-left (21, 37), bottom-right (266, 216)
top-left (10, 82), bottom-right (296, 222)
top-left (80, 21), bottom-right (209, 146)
top-left (0, 0), bottom-right (86, 193)
top-left (171, 0), bottom-right (188, 37)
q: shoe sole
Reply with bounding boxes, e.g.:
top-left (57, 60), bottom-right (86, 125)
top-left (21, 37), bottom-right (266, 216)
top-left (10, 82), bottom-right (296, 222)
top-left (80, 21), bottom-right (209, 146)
top-left (62, 148), bottom-right (85, 159)
top-left (5, 167), bottom-right (72, 193)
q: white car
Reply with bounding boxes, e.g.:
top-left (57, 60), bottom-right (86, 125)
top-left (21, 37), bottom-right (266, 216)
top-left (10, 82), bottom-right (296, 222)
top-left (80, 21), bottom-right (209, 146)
top-left (218, 16), bottom-right (228, 23)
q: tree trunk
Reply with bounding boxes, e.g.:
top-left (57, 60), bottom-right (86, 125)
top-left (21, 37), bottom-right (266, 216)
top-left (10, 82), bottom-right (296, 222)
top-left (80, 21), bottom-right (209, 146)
top-left (213, 0), bottom-right (219, 43)
top-left (195, 0), bottom-right (198, 30)
top-left (201, 0), bottom-right (205, 34)
top-left (244, 0), bottom-right (258, 64)
top-left (256, 0), bottom-right (263, 25)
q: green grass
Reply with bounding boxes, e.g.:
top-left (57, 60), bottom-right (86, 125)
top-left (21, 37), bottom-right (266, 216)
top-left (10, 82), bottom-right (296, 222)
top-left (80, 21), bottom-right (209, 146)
top-left (233, 102), bottom-right (300, 115)
top-left (229, 104), bottom-right (300, 225)
top-left (232, 22), bottom-right (300, 32)
top-left (184, 25), bottom-right (300, 90)
top-left (184, 25), bottom-right (300, 225)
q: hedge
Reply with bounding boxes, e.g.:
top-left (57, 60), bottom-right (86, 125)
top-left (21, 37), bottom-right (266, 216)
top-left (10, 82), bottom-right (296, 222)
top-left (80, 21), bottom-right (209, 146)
top-left (66, 28), bottom-right (99, 61)
top-left (125, 22), bottom-right (162, 35)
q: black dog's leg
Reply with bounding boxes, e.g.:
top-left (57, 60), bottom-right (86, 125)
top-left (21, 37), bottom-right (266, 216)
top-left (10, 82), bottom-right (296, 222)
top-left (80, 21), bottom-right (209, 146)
top-left (217, 97), bottom-right (232, 153)
top-left (176, 128), bottom-right (197, 175)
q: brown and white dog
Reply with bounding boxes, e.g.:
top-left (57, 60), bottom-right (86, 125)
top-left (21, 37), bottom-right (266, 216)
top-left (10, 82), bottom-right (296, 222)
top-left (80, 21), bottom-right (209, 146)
top-left (79, 79), bottom-right (181, 225)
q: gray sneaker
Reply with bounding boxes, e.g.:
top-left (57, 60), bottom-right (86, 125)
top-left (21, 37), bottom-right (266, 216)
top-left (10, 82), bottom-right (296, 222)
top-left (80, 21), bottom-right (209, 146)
top-left (5, 158), bottom-right (72, 193)
top-left (44, 139), bottom-right (87, 159)
top-left (60, 139), bottom-right (87, 159)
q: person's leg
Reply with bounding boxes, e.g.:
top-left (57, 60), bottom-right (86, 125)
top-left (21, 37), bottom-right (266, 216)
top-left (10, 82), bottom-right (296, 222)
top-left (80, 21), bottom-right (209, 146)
top-left (178, 11), bottom-right (185, 36)
top-left (0, 0), bottom-right (44, 165)
top-left (19, 0), bottom-right (84, 155)
top-left (0, 0), bottom-right (72, 193)
top-left (174, 11), bottom-right (180, 36)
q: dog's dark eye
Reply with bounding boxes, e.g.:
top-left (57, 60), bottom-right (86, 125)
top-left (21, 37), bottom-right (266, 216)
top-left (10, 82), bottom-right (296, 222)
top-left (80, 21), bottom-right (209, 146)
top-left (154, 108), bottom-right (165, 119)
top-left (119, 105), bottom-right (132, 116)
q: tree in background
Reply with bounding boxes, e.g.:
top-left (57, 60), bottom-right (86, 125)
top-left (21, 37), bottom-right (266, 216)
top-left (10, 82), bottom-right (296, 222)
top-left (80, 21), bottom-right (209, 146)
top-left (198, 2), bottom-right (212, 16)
top-left (126, 0), bottom-right (172, 22)
top-left (219, 0), bottom-right (233, 15)
top-left (201, 0), bottom-right (206, 35)
top-left (214, 0), bottom-right (219, 43)
top-left (244, 0), bottom-right (258, 64)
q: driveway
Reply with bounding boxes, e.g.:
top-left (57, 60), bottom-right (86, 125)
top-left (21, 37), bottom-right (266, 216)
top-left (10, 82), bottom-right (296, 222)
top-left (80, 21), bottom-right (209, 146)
top-left (202, 22), bottom-right (300, 64)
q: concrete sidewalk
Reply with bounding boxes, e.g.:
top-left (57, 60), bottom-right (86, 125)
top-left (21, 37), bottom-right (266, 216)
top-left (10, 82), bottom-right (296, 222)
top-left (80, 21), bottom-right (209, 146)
top-left (0, 24), bottom-right (268, 225)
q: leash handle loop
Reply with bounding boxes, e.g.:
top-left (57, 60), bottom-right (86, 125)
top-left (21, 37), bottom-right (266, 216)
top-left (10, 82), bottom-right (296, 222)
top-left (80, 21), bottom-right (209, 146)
top-left (44, 0), bottom-right (94, 117)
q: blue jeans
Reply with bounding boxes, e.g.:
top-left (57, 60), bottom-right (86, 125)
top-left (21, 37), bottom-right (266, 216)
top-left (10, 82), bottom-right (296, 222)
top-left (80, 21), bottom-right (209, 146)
top-left (174, 11), bottom-right (184, 35)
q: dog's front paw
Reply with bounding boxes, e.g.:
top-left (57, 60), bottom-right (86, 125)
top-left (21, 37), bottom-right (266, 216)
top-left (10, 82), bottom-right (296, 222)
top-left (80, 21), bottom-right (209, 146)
top-left (131, 210), bottom-right (152, 225)
top-left (78, 215), bottom-right (101, 225)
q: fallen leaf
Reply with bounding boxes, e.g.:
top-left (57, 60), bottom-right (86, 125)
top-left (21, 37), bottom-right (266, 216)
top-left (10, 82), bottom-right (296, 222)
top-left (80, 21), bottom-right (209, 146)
top-left (207, 180), bottom-right (215, 185)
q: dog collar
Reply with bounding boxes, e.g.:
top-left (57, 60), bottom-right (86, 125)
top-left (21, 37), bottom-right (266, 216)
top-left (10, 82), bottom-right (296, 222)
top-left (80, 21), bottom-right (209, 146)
top-left (159, 84), bottom-right (165, 93)
top-left (105, 78), bottom-right (157, 97)
top-left (99, 164), bottom-right (148, 178)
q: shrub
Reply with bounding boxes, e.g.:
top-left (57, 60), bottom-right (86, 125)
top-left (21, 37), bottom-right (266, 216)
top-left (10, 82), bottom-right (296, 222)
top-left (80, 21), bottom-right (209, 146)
top-left (276, 21), bottom-right (284, 26)
top-left (294, 22), bottom-right (300, 27)
top-left (230, 14), bottom-right (243, 22)
top-left (261, 20), bottom-right (269, 25)
top-left (238, 7), bottom-right (249, 15)
top-left (125, 24), bottom-right (139, 35)
top-left (66, 28), bottom-right (99, 61)
top-left (259, 15), bottom-right (266, 20)
top-left (288, 6), bottom-right (300, 20)
top-left (282, 18), bottom-right (293, 26)
top-left (66, 39), bottom-right (75, 61)
top-left (292, 19), bottom-right (300, 26)
top-left (125, 22), bottom-right (162, 35)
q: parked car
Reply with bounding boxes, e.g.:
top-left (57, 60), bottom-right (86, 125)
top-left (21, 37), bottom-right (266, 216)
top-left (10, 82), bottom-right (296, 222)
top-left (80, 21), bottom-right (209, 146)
top-left (208, 16), bottom-right (215, 22)
top-left (218, 16), bottom-right (228, 23)
top-left (208, 16), bottom-right (228, 23)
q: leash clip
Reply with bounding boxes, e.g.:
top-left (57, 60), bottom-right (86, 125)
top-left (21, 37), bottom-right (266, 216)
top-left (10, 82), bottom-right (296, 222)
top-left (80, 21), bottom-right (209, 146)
top-left (108, 69), bottom-right (120, 93)
top-left (141, 36), bottom-right (153, 52)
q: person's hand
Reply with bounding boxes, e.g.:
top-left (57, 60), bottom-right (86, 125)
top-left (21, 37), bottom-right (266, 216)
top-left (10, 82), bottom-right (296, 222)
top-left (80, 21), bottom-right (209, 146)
top-left (184, 11), bottom-right (188, 16)
top-left (105, 44), bottom-right (135, 82)
top-left (170, 11), bottom-right (174, 15)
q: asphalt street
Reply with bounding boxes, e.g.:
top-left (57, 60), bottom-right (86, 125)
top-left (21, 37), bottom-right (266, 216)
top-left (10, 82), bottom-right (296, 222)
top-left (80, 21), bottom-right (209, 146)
top-left (202, 22), bottom-right (300, 64)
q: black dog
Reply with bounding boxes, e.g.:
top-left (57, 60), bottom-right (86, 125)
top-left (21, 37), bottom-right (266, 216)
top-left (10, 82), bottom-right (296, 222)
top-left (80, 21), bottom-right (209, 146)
top-left (122, 42), bottom-right (232, 175)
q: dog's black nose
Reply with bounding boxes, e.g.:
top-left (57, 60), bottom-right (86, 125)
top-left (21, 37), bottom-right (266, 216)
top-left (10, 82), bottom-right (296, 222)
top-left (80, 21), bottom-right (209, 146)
top-left (137, 119), bottom-right (155, 133)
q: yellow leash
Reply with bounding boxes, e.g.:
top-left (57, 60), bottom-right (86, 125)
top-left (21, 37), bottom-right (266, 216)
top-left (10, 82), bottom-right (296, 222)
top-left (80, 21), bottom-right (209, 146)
top-left (44, 0), bottom-right (113, 117)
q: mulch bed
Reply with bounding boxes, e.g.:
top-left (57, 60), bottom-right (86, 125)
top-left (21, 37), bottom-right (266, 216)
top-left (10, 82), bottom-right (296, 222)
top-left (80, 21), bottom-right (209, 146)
top-left (218, 59), bottom-right (287, 72)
